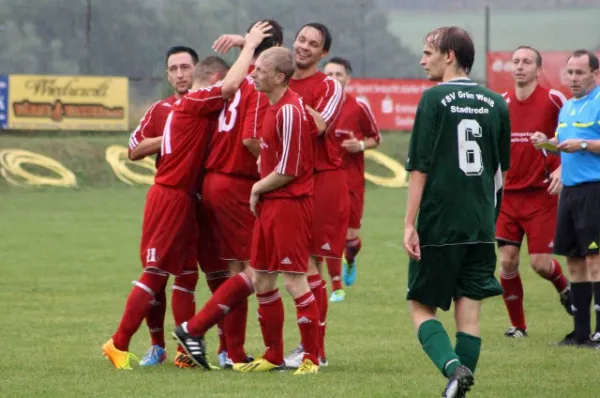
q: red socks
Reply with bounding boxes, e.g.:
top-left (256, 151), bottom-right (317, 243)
top-left (224, 296), bottom-right (249, 362)
top-left (205, 271), bottom-right (230, 355)
top-left (113, 271), bottom-right (167, 351)
top-left (308, 273), bottom-right (327, 359)
top-left (146, 280), bottom-right (167, 348)
top-left (257, 289), bottom-right (284, 365)
top-left (294, 291), bottom-right (320, 365)
top-left (326, 258), bottom-right (343, 292)
top-left (546, 259), bottom-right (569, 294)
top-left (172, 271), bottom-right (199, 352)
top-left (500, 270), bottom-right (526, 330)
top-left (344, 238), bottom-right (361, 264)
top-left (187, 273), bottom-right (253, 337)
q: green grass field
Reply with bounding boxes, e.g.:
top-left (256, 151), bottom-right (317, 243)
top-left (1, 133), bottom-right (599, 397)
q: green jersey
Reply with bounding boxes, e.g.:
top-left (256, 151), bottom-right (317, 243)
top-left (406, 77), bottom-right (511, 246)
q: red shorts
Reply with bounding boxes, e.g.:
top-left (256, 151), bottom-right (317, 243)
top-left (251, 197), bottom-right (313, 274)
top-left (140, 184), bottom-right (197, 275)
top-left (202, 172), bottom-right (255, 261)
top-left (311, 169), bottom-right (350, 258)
top-left (495, 189), bottom-right (558, 254)
top-left (195, 197), bottom-right (228, 275)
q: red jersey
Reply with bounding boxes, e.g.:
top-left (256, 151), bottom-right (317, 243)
top-left (289, 71), bottom-right (344, 171)
top-left (503, 85), bottom-right (566, 191)
top-left (339, 94), bottom-right (381, 190)
top-left (154, 84), bottom-right (224, 192)
top-left (129, 95), bottom-right (177, 167)
top-left (260, 89), bottom-right (314, 199)
top-left (206, 70), bottom-right (267, 178)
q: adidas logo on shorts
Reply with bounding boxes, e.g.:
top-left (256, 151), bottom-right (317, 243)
top-left (281, 257), bottom-right (292, 265)
top-left (321, 242), bottom-right (331, 251)
top-left (297, 316), bottom-right (311, 324)
top-left (218, 304), bottom-right (231, 314)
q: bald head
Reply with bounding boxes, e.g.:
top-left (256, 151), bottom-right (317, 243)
top-left (193, 56), bottom-right (229, 84)
top-left (258, 47), bottom-right (295, 83)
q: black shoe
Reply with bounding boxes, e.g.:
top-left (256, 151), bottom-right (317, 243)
top-left (442, 365), bottom-right (474, 398)
top-left (556, 330), bottom-right (578, 346)
top-left (579, 340), bottom-right (600, 350)
top-left (560, 288), bottom-right (574, 316)
top-left (172, 323), bottom-right (211, 370)
top-left (504, 326), bottom-right (528, 338)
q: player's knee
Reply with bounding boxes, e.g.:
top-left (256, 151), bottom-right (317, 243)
top-left (346, 228), bottom-right (360, 240)
top-left (229, 260), bottom-right (246, 274)
top-left (530, 255), bottom-right (552, 276)
top-left (173, 271), bottom-right (199, 293)
top-left (283, 273), bottom-right (309, 298)
top-left (499, 254), bottom-right (519, 275)
top-left (585, 255), bottom-right (600, 280)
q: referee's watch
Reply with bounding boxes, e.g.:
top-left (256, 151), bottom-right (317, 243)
top-left (580, 140), bottom-right (589, 151)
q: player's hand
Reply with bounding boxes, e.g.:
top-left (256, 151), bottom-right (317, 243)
top-left (557, 139), bottom-right (583, 153)
top-left (244, 21), bottom-right (272, 49)
top-left (249, 185), bottom-right (260, 217)
top-left (306, 106), bottom-right (327, 133)
top-left (212, 34), bottom-right (246, 54)
top-left (342, 135), bottom-right (364, 153)
top-left (403, 224), bottom-right (421, 261)
top-left (531, 131), bottom-right (549, 149)
top-left (545, 167), bottom-right (563, 195)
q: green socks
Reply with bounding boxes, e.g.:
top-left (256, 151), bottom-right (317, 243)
top-left (418, 319), bottom-right (461, 377)
top-left (455, 332), bottom-right (482, 374)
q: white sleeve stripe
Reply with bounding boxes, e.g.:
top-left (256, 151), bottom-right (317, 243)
top-left (549, 89), bottom-right (567, 110)
top-left (276, 106), bottom-right (293, 174)
top-left (357, 100), bottom-right (380, 137)
top-left (321, 80), bottom-right (343, 122)
top-left (184, 95), bottom-right (223, 103)
top-left (135, 101), bottom-right (160, 141)
top-left (253, 92), bottom-right (260, 138)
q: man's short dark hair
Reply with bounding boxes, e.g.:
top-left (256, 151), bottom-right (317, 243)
top-left (516, 45), bottom-right (542, 67)
top-left (569, 49), bottom-right (599, 72)
top-left (425, 27), bottom-right (475, 74)
top-left (326, 57), bottom-right (353, 75)
top-left (296, 22), bottom-right (332, 52)
top-left (194, 56), bottom-right (230, 81)
top-left (165, 46), bottom-right (199, 67)
top-left (247, 19), bottom-right (284, 57)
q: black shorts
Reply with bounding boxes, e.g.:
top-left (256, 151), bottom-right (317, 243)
top-left (554, 181), bottom-right (600, 258)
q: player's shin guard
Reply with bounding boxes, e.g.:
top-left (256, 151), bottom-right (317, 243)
top-left (113, 270), bottom-right (168, 351)
top-left (206, 270), bottom-right (231, 354)
top-left (257, 289), bottom-right (284, 365)
top-left (418, 319), bottom-right (461, 377)
top-left (571, 282), bottom-right (593, 342)
top-left (326, 258), bottom-right (343, 292)
top-left (294, 292), bottom-right (320, 365)
top-left (344, 238), bottom-right (361, 263)
top-left (187, 272), bottom-right (254, 337)
top-left (593, 282), bottom-right (600, 333)
top-left (455, 332), bottom-right (482, 374)
top-left (146, 281), bottom-right (167, 348)
top-left (500, 270), bottom-right (526, 330)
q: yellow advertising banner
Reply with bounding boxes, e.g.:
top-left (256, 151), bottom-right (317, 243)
top-left (8, 75), bottom-right (128, 131)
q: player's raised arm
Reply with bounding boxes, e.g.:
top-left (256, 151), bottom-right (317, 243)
top-left (221, 21), bottom-right (272, 99)
top-left (313, 77), bottom-right (343, 134)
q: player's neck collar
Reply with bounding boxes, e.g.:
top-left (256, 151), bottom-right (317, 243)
top-left (438, 77), bottom-right (476, 86)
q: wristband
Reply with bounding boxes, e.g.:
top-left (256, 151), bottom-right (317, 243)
top-left (359, 140), bottom-right (365, 151)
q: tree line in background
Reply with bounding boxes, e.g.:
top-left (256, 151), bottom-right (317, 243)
top-left (0, 0), bottom-right (423, 81)
top-left (377, 0), bottom-right (600, 10)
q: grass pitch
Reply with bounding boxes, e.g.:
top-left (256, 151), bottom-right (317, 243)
top-left (1, 133), bottom-right (599, 397)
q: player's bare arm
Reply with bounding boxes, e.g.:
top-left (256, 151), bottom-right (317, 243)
top-left (342, 133), bottom-right (379, 153)
top-left (305, 105), bottom-right (327, 134)
top-left (129, 136), bottom-right (162, 161)
top-left (212, 34), bottom-right (246, 55)
top-left (546, 165), bottom-right (563, 195)
top-left (220, 22), bottom-right (272, 98)
top-left (558, 138), bottom-right (600, 153)
top-left (249, 172), bottom-right (295, 216)
top-left (404, 171), bottom-right (427, 261)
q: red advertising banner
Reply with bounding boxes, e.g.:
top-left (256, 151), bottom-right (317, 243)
top-left (487, 51), bottom-right (600, 97)
top-left (345, 79), bottom-right (435, 132)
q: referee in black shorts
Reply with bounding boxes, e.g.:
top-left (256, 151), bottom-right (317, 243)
top-left (532, 49), bottom-right (600, 347)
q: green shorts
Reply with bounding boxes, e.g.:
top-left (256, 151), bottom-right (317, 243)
top-left (406, 243), bottom-right (503, 311)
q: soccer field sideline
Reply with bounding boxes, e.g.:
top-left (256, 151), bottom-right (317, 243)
top-left (1, 184), bottom-right (599, 397)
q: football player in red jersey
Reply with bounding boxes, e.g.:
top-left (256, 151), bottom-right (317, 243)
top-left (168, 20), bottom-right (284, 370)
top-left (232, 46), bottom-right (319, 375)
top-left (127, 46), bottom-right (199, 367)
top-left (495, 46), bottom-right (572, 338)
top-left (102, 22), bottom-right (272, 370)
top-left (324, 56), bottom-right (381, 289)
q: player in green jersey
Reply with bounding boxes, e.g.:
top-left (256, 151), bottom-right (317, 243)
top-left (403, 27), bottom-right (511, 397)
